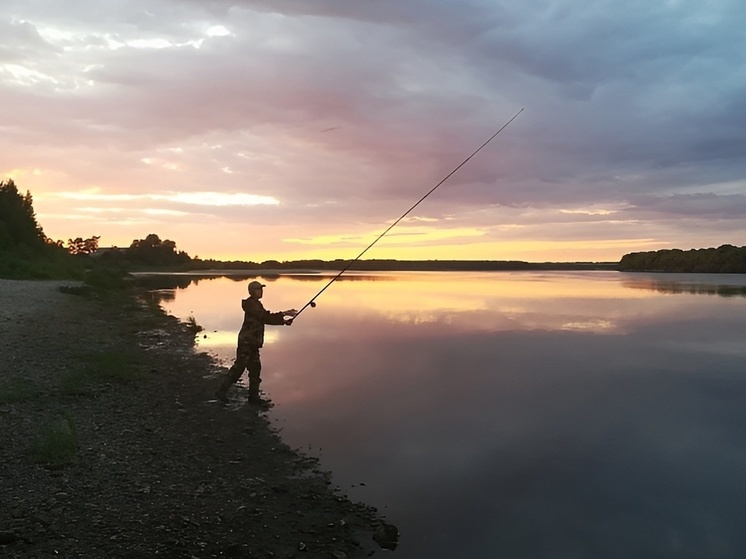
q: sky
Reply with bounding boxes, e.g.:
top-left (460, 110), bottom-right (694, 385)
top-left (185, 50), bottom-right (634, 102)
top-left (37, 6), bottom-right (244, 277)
top-left (2, 0), bottom-right (745, 263)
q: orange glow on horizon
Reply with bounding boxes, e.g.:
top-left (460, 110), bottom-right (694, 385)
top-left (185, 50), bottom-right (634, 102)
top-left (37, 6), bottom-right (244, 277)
top-left (202, 237), bottom-right (658, 264)
top-left (24, 174), bottom-right (666, 265)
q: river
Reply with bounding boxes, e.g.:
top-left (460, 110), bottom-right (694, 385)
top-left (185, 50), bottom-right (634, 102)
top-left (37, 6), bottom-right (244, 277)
top-left (146, 270), bottom-right (746, 558)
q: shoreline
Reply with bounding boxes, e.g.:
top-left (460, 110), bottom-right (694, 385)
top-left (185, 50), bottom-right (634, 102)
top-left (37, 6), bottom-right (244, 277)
top-left (129, 261), bottom-right (621, 277)
top-left (0, 279), bottom-right (391, 557)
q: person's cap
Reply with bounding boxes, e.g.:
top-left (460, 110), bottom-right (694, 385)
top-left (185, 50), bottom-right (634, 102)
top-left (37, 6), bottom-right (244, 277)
top-left (248, 280), bottom-right (266, 291)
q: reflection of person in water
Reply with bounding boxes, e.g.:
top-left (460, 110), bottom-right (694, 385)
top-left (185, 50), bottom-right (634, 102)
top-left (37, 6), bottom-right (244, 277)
top-left (215, 281), bottom-right (297, 405)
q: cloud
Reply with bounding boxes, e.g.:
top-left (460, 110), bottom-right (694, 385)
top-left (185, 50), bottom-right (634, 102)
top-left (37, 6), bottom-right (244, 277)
top-left (0, 19), bottom-right (59, 64)
top-left (626, 192), bottom-right (746, 219)
top-left (285, 225), bottom-right (485, 247)
top-left (2, 0), bottom-right (745, 260)
top-left (57, 190), bottom-right (279, 207)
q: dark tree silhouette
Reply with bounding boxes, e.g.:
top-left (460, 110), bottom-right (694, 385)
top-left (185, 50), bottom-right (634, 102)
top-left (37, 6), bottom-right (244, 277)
top-left (67, 235), bottom-right (101, 255)
top-left (127, 233), bottom-right (191, 266)
top-left (619, 245), bottom-right (746, 273)
top-left (0, 179), bottom-right (47, 251)
top-left (0, 180), bottom-right (86, 279)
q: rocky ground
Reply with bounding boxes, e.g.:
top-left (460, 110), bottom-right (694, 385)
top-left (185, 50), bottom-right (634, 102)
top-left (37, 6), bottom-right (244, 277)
top-left (0, 278), bottom-right (395, 558)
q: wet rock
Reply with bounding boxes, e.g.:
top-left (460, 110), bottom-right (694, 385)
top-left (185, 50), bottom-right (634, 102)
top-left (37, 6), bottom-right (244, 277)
top-left (373, 521), bottom-right (400, 551)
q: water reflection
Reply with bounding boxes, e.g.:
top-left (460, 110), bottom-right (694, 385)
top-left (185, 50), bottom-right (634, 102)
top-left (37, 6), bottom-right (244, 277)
top-left (151, 271), bottom-right (662, 337)
top-left (621, 272), bottom-right (746, 297)
top-left (134, 271), bottom-right (395, 305)
top-left (157, 271), bottom-right (746, 558)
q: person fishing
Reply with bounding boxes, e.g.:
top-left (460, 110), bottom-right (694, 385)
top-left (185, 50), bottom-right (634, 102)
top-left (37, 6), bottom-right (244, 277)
top-left (215, 280), bottom-right (298, 405)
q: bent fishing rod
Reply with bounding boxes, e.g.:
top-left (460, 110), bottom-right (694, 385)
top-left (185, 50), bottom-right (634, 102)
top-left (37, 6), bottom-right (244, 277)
top-left (289, 107), bottom-right (524, 322)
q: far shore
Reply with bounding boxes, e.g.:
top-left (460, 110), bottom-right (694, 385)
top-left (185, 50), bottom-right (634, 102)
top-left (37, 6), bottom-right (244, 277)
top-left (130, 261), bottom-right (621, 277)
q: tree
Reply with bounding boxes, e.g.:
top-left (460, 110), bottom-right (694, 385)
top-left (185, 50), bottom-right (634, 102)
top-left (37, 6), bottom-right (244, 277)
top-left (0, 180), bottom-right (87, 279)
top-left (67, 235), bottom-right (101, 255)
top-left (127, 233), bottom-right (191, 266)
top-left (0, 179), bottom-right (46, 251)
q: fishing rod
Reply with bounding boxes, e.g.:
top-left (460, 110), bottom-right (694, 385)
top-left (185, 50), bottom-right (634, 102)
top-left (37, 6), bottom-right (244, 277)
top-left (289, 107), bottom-right (524, 322)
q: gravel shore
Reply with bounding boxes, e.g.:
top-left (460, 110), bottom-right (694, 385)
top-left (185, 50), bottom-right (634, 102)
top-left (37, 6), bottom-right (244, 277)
top-left (0, 279), bottom-right (391, 558)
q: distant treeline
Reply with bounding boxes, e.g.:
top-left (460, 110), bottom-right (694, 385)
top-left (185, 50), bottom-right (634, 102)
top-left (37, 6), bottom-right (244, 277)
top-left (189, 258), bottom-right (619, 272)
top-left (619, 245), bottom-right (746, 273)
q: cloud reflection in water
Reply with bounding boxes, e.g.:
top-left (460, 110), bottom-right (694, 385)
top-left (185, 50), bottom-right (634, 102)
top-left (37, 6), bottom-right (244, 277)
top-left (157, 271), bottom-right (746, 558)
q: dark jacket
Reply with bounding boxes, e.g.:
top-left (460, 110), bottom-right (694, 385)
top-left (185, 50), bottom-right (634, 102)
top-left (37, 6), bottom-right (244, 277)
top-left (237, 297), bottom-right (285, 348)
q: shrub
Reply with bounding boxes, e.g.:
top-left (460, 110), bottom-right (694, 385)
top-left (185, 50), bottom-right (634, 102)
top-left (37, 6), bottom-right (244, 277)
top-left (30, 412), bottom-right (78, 467)
top-left (0, 377), bottom-right (38, 404)
top-left (61, 350), bottom-right (148, 394)
top-left (83, 266), bottom-right (129, 290)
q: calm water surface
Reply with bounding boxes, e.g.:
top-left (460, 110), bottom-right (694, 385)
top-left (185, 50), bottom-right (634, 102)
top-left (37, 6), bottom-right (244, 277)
top-left (152, 271), bottom-right (746, 558)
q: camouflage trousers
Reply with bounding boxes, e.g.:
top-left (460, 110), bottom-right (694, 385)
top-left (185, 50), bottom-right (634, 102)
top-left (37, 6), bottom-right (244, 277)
top-left (221, 343), bottom-right (262, 397)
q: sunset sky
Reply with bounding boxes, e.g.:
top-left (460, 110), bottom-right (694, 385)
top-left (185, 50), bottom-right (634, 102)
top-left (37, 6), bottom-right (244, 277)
top-left (2, 0), bottom-right (745, 263)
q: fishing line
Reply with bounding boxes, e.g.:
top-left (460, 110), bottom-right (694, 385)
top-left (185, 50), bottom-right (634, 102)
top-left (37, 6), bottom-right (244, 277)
top-left (290, 107), bottom-right (524, 321)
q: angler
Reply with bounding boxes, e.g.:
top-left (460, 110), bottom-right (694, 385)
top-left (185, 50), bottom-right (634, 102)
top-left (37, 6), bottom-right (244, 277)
top-left (214, 281), bottom-right (298, 405)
